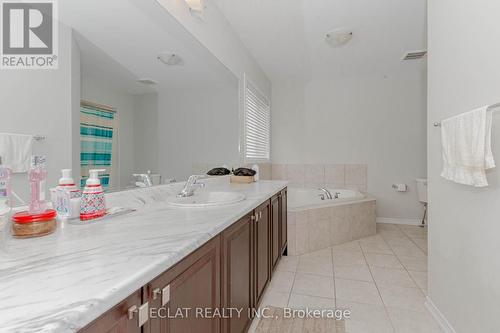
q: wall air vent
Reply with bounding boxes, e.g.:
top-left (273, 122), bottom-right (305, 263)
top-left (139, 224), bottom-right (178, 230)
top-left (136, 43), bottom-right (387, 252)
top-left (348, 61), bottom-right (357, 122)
top-left (402, 50), bottom-right (427, 60)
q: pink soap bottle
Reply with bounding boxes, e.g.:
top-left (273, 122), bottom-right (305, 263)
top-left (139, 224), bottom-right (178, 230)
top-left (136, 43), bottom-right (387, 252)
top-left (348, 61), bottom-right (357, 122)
top-left (80, 169), bottom-right (106, 221)
top-left (28, 156), bottom-right (48, 214)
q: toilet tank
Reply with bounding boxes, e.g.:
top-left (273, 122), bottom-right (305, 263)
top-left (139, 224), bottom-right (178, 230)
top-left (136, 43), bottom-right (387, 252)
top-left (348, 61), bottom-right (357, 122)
top-left (416, 178), bottom-right (428, 203)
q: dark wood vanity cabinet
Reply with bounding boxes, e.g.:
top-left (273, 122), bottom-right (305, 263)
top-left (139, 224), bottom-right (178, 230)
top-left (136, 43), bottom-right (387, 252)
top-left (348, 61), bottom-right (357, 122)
top-left (253, 200), bottom-right (271, 307)
top-left (271, 194), bottom-right (280, 270)
top-left (79, 290), bottom-right (142, 333)
top-left (144, 237), bottom-right (220, 333)
top-left (221, 212), bottom-right (254, 333)
top-left (280, 189), bottom-right (288, 255)
top-left (79, 188), bottom-right (287, 333)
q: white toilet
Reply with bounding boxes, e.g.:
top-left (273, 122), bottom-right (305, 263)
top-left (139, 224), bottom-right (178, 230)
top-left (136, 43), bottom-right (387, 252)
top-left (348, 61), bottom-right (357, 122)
top-left (416, 178), bottom-right (428, 226)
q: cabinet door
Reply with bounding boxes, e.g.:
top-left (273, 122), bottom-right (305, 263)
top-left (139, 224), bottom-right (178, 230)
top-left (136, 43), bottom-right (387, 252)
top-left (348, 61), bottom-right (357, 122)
top-left (79, 290), bottom-right (142, 333)
top-left (221, 213), bottom-right (253, 333)
top-left (280, 189), bottom-right (288, 255)
top-left (271, 195), bottom-right (280, 270)
top-left (145, 237), bottom-right (220, 333)
top-left (254, 200), bottom-right (270, 306)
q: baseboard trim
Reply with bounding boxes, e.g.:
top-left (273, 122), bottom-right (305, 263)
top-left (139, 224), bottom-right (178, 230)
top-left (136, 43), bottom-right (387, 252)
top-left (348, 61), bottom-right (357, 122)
top-left (376, 217), bottom-right (421, 226)
top-left (425, 297), bottom-right (456, 333)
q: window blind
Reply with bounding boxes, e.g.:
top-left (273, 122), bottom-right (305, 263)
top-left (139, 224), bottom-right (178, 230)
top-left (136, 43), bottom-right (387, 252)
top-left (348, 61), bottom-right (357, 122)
top-left (244, 78), bottom-right (270, 161)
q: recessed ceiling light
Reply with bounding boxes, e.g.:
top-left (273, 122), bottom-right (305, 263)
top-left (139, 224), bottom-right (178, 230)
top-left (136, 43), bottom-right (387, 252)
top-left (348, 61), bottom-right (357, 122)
top-left (325, 29), bottom-right (354, 47)
top-left (157, 53), bottom-right (184, 66)
top-left (137, 78), bottom-right (158, 85)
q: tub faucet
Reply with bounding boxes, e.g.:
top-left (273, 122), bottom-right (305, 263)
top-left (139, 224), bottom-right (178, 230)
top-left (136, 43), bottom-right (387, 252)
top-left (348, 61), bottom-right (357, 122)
top-left (318, 188), bottom-right (333, 200)
top-left (178, 175), bottom-right (206, 197)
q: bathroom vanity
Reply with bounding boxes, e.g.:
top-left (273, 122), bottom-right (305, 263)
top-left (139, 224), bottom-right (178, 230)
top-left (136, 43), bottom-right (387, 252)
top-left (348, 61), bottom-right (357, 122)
top-left (0, 181), bottom-right (287, 333)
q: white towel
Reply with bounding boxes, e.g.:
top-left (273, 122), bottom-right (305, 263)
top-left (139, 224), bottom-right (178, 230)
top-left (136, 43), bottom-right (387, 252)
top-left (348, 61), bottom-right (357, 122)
top-left (440, 106), bottom-right (495, 187)
top-left (0, 133), bottom-right (33, 173)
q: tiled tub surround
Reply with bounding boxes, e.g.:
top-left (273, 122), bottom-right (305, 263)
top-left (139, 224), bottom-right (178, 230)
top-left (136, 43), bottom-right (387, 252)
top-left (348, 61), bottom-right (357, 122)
top-left (287, 192), bottom-right (376, 256)
top-left (0, 179), bottom-right (287, 332)
top-left (272, 164), bottom-right (368, 191)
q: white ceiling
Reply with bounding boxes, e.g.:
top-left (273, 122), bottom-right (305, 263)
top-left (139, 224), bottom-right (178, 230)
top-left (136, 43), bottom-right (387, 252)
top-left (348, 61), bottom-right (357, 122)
top-left (60, 0), bottom-right (237, 90)
top-left (213, 0), bottom-right (427, 81)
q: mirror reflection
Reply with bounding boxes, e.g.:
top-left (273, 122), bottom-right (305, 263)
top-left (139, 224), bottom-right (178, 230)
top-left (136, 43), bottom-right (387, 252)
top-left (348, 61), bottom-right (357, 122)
top-left (0, 0), bottom-right (239, 207)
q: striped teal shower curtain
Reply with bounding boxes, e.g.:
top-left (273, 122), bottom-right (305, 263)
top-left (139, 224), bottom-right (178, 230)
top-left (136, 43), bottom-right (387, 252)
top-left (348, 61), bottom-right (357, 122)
top-left (80, 102), bottom-right (116, 189)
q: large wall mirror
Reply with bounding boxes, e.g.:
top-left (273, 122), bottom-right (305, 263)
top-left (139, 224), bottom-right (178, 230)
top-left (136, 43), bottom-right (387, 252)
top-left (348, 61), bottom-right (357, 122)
top-left (0, 0), bottom-right (240, 202)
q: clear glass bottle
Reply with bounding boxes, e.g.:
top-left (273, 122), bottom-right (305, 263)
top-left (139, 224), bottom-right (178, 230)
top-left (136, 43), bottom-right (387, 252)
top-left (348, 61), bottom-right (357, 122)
top-left (0, 156), bottom-right (12, 218)
top-left (28, 156), bottom-right (47, 214)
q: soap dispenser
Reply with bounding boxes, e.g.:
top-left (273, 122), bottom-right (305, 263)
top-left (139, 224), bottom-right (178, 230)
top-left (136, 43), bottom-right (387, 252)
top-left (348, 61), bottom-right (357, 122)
top-left (55, 169), bottom-right (81, 219)
top-left (80, 169), bottom-right (106, 221)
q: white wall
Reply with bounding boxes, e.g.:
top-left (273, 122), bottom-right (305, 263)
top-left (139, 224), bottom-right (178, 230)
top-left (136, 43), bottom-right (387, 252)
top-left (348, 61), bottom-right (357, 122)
top-left (428, 1), bottom-right (500, 332)
top-left (272, 73), bottom-right (427, 219)
top-left (153, 0), bottom-right (272, 161)
top-left (81, 76), bottom-right (137, 189)
top-left (133, 93), bottom-right (159, 175)
top-left (158, 84), bottom-right (240, 181)
top-left (0, 24), bottom-right (76, 201)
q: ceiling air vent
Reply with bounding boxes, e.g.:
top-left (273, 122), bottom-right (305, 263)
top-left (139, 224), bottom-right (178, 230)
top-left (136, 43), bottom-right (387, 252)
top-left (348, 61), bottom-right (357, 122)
top-left (402, 50), bottom-right (427, 60)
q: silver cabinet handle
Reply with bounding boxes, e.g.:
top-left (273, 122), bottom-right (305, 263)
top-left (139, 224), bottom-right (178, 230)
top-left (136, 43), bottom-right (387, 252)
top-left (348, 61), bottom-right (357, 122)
top-left (128, 302), bottom-right (149, 327)
top-left (251, 215), bottom-right (255, 221)
top-left (128, 305), bottom-right (138, 320)
top-left (259, 211), bottom-right (262, 219)
top-left (162, 285), bottom-right (171, 306)
top-left (152, 288), bottom-right (161, 300)
top-left (255, 212), bottom-right (259, 222)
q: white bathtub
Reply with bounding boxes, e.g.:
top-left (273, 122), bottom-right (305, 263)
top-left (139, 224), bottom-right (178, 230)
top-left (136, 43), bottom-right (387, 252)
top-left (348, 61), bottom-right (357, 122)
top-left (288, 188), bottom-right (368, 211)
top-left (287, 187), bottom-right (376, 255)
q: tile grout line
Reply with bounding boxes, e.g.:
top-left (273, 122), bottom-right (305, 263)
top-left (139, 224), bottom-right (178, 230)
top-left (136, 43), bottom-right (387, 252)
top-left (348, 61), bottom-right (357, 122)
top-left (361, 231), bottom-right (398, 333)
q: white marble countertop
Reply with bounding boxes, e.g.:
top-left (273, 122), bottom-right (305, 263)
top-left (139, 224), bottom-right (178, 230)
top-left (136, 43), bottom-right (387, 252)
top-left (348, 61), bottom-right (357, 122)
top-left (0, 179), bottom-right (287, 333)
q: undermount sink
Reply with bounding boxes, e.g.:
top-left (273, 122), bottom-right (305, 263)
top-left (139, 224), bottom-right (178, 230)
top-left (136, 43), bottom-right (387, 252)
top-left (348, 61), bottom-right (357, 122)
top-left (166, 191), bottom-right (246, 208)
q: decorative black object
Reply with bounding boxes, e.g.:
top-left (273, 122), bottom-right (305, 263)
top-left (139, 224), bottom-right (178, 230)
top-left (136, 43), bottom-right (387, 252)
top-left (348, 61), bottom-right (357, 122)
top-left (207, 167), bottom-right (231, 176)
top-left (233, 168), bottom-right (256, 176)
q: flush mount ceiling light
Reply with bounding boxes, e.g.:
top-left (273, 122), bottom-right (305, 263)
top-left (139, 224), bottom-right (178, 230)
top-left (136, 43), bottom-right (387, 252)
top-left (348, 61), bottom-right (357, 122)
top-left (137, 78), bottom-right (158, 85)
top-left (157, 53), bottom-right (184, 66)
top-left (325, 29), bottom-right (354, 47)
top-left (185, 0), bottom-right (205, 15)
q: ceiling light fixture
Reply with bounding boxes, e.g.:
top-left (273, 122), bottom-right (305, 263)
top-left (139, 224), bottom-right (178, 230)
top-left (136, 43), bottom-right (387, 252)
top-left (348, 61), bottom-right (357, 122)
top-left (157, 53), bottom-right (184, 66)
top-left (325, 29), bottom-right (354, 47)
top-left (137, 78), bottom-right (158, 85)
top-left (185, 0), bottom-right (205, 15)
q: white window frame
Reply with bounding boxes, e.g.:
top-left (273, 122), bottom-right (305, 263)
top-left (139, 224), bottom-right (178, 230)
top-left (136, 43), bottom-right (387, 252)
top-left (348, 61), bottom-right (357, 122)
top-left (243, 74), bottom-right (271, 163)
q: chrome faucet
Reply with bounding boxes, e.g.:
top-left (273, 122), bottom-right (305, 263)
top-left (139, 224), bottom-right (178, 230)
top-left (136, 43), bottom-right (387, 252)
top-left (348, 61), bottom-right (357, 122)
top-left (133, 173), bottom-right (153, 187)
top-left (318, 188), bottom-right (333, 200)
top-left (178, 175), bottom-right (206, 197)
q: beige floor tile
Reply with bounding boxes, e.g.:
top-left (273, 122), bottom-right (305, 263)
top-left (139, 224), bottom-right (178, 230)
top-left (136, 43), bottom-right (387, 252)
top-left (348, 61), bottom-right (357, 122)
top-left (300, 247), bottom-right (333, 258)
top-left (335, 279), bottom-right (383, 305)
top-left (261, 290), bottom-right (290, 307)
top-left (337, 299), bottom-right (394, 333)
top-left (379, 229), bottom-right (406, 239)
top-left (365, 253), bottom-right (404, 269)
top-left (332, 240), bottom-right (362, 253)
top-left (391, 244), bottom-right (426, 258)
top-left (407, 270), bottom-right (428, 293)
top-left (292, 273), bottom-right (335, 298)
top-left (386, 307), bottom-right (441, 333)
top-left (360, 240), bottom-right (394, 255)
top-left (411, 237), bottom-right (428, 251)
top-left (334, 264), bottom-right (373, 282)
top-left (376, 223), bottom-right (401, 231)
top-left (333, 250), bottom-right (367, 266)
top-left (268, 271), bottom-right (295, 293)
top-left (370, 267), bottom-right (417, 288)
top-left (288, 293), bottom-right (336, 309)
top-left (384, 237), bottom-right (415, 247)
top-left (297, 255), bottom-right (334, 277)
top-left (276, 256), bottom-right (299, 272)
top-left (397, 256), bottom-right (428, 272)
top-left (378, 285), bottom-right (427, 312)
